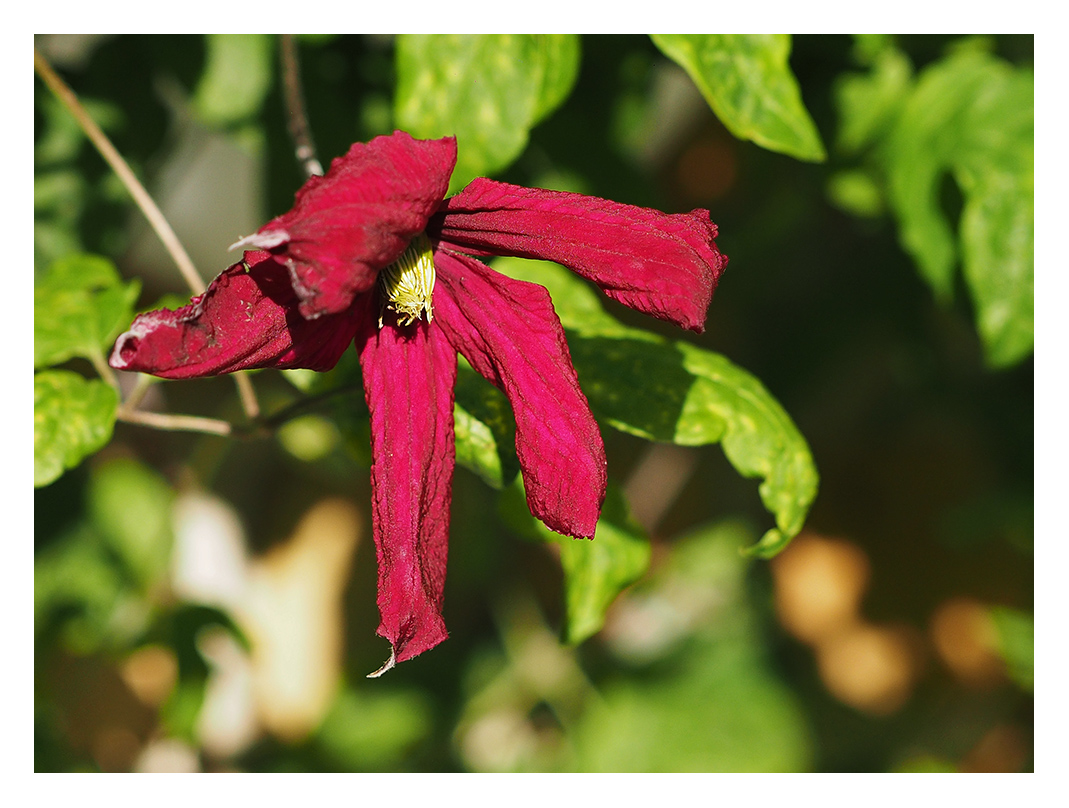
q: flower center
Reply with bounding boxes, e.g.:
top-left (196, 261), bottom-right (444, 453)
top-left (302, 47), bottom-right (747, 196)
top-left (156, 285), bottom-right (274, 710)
top-left (378, 233), bottom-right (435, 328)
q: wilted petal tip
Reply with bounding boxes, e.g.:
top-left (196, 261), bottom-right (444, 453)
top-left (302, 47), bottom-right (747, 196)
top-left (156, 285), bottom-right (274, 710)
top-left (366, 647), bottom-right (397, 679)
top-left (228, 229), bottom-right (290, 252)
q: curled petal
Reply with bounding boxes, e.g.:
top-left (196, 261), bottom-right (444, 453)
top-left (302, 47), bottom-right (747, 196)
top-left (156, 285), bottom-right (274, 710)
top-left (434, 250), bottom-right (606, 539)
top-left (260, 131), bottom-right (457, 319)
top-left (109, 252), bottom-right (361, 378)
top-left (431, 178), bottom-right (727, 332)
top-left (358, 304), bottom-right (457, 669)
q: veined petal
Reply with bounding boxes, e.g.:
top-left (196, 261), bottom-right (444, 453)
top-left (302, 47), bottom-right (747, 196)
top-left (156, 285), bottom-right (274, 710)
top-left (433, 249), bottom-right (606, 539)
top-left (109, 252), bottom-right (361, 378)
top-left (431, 178), bottom-right (727, 332)
top-left (358, 305), bottom-right (457, 670)
top-left (260, 131), bottom-right (456, 319)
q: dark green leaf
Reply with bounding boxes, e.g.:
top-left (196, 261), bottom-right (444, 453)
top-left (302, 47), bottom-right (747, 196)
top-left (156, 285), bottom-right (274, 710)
top-left (453, 365), bottom-right (519, 489)
top-left (316, 686), bottom-right (432, 771)
top-left (494, 258), bottom-right (818, 557)
top-left (651, 34), bottom-right (825, 162)
top-left (34, 254), bottom-right (141, 370)
top-left (395, 34), bottom-right (580, 192)
top-left (34, 371), bottom-right (119, 488)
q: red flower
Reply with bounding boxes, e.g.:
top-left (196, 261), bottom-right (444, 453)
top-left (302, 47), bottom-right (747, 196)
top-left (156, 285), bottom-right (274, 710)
top-left (110, 131), bottom-right (727, 673)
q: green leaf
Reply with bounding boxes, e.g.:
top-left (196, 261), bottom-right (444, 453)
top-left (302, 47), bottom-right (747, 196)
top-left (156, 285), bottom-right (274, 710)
top-left (989, 607), bottom-right (1033, 693)
top-left (192, 34), bottom-right (274, 128)
top-left (395, 34), bottom-right (580, 192)
top-left (494, 257), bottom-right (818, 557)
top-left (883, 51), bottom-right (1033, 366)
top-left (834, 46), bottom-right (913, 156)
top-left (572, 521), bottom-right (812, 771)
top-left (453, 365), bottom-right (519, 489)
top-left (651, 34), bottom-right (825, 162)
top-left (34, 254), bottom-right (141, 370)
top-left (501, 480), bottom-right (651, 645)
top-left (88, 458), bottom-right (174, 589)
top-left (316, 686), bottom-right (432, 771)
top-left (34, 371), bottom-right (119, 488)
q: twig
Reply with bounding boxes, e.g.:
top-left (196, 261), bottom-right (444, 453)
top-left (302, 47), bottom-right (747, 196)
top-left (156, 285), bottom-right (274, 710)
top-left (280, 35), bottom-right (324, 178)
top-left (34, 47), bottom-right (207, 296)
top-left (35, 46), bottom-right (261, 422)
top-left (117, 408), bottom-right (233, 437)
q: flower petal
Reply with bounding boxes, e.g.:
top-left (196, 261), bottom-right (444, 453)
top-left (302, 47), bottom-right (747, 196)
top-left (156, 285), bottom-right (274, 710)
top-left (109, 252), bottom-right (361, 378)
top-left (431, 178), bottom-right (727, 332)
top-left (358, 305), bottom-right (457, 669)
top-left (260, 131), bottom-right (457, 319)
top-left (433, 249), bottom-right (606, 539)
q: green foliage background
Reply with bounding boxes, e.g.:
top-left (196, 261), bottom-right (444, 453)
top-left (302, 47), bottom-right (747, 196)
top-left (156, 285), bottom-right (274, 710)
top-left (34, 34), bottom-right (1032, 773)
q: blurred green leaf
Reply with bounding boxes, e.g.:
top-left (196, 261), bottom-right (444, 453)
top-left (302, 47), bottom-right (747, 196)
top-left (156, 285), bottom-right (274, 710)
top-left (395, 34), bottom-right (580, 192)
top-left (192, 34), bottom-right (274, 128)
top-left (495, 257), bottom-right (818, 557)
top-left (316, 686), bottom-right (432, 771)
top-left (826, 169), bottom-right (885, 218)
top-left (35, 524), bottom-right (130, 653)
top-left (651, 34), bottom-right (825, 162)
top-left (501, 480), bottom-right (650, 645)
top-left (34, 371), bottom-right (118, 488)
top-left (34, 254), bottom-right (141, 370)
top-left (883, 50), bottom-right (1033, 366)
top-left (573, 521), bottom-right (812, 771)
top-left (990, 607), bottom-right (1033, 693)
top-left (834, 46), bottom-right (912, 155)
top-left (88, 458), bottom-right (174, 590)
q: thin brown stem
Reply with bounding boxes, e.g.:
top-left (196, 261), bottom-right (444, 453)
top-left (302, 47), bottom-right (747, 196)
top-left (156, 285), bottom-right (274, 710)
top-left (34, 47), bottom-right (207, 296)
top-left (280, 34), bottom-right (324, 178)
top-left (117, 408), bottom-right (233, 437)
top-left (36, 46), bottom-right (261, 421)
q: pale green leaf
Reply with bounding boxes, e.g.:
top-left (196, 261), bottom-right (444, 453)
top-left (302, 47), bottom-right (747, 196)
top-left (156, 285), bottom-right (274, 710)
top-left (34, 371), bottom-right (119, 487)
top-left (395, 34), bottom-right (580, 192)
top-left (651, 34), bottom-right (825, 162)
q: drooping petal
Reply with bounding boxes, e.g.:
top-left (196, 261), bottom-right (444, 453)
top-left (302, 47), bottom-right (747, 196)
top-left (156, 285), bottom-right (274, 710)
top-left (358, 303), bottom-right (457, 670)
top-left (433, 249), bottom-right (606, 539)
top-left (258, 131), bottom-right (457, 319)
top-left (430, 178), bottom-right (727, 332)
top-left (109, 252), bottom-right (361, 378)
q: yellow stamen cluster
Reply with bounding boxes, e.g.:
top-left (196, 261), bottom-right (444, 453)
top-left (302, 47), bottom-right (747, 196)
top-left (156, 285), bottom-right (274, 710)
top-left (378, 233), bottom-right (435, 328)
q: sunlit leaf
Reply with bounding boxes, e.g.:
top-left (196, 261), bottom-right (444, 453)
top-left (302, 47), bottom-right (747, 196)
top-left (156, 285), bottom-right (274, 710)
top-left (34, 371), bottom-right (118, 488)
top-left (651, 34), bottom-right (825, 162)
top-left (494, 257), bottom-right (818, 557)
top-left (395, 34), bottom-right (580, 192)
top-left (34, 253), bottom-right (141, 370)
top-left (192, 34), bottom-right (274, 128)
